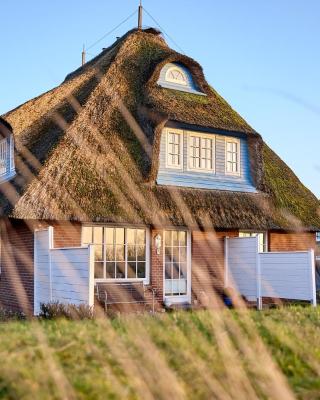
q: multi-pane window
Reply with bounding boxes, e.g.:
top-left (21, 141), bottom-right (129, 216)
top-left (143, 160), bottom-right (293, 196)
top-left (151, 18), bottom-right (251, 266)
top-left (82, 226), bottom-right (147, 280)
top-left (0, 135), bottom-right (15, 180)
top-left (164, 230), bottom-right (188, 296)
top-left (167, 131), bottom-right (182, 168)
top-left (226, 140), bottom-right (239, 174)
top-left (189, 135), bottom-right (213, 170)
top-left (0, 139), bottom-right (7, 175)
top-left (239, 232), bottom-right (268, 253)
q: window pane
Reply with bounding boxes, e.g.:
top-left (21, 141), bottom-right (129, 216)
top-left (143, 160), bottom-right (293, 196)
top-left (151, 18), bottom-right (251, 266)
top-left (172, 231), bottom-right (179, 246)
top-left (105, 245), bottom-right (114, 261)
top-left (106, 262), bottom-right (115, 278)
top-left (180, 247), bottom-right (187, 263)
top-left (115, 228), bottom-right (124, 244)
top-left (94, 262), bottom-right (104, 279)
top-left (136, 229), bottom-right (145, 245)
top-left (179, 279), bottom-right (187, 295)
top-left (180, 263), bottom-right (187, 279)
top-left (165, 263), bottom-right (172, 279)
top-left (137, 262), bottom-right (146, 279)
top-left (137, 245), bottom-right (146, 261)
top-left (116, 245), bottom-right (125, 261)
top-left (172, 247), bottom-right (179, 263)
top-left (172, 262), bottom-right (179, 278)
top-left (116, 262), bottom-right (125, 278)
top-left (127, 245), bottom-right (136, 262)
top-left (165, 231), bottom-right (172, 247)
top-left (127, 262), bottom-right (136, 278)
top-left (94, 245), bottom-right (103, 262)
top-left (127, 229), bottom-right (135, 245)
top-left (93, 227), bottom-right (103, 244)
top-left (105, 228), bottom-right (114, 244)
top-left (179, 231), bottom-right (186, 246)
top-left (82, 226), bottom-right (92, 244)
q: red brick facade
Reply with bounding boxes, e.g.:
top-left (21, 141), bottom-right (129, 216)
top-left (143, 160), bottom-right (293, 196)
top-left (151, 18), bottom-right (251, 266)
top-left (0, 219), bottom-right (34, 314)
top-left (191, 230), bottom-right (238, 306)
top-left (269, 231), bottom-right (316, 252)
top-left (0, 219), bottom-right (317, 314)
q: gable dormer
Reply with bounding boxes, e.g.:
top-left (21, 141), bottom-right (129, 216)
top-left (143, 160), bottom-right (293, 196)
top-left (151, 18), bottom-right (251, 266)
top-left (0, 118), bottom-right (15, 183)
top-left (157, 62), bottom-right (205, 95)
top-left (156, 122), bottom-right (256, 193)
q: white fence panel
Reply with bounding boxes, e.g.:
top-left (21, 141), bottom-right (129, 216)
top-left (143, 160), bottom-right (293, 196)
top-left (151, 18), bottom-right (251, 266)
top-left (34, 228), bottom-right (94, 315)
top-left (51, 247), bottom-right (93, 305)
top-left (226, 236), bottom-right (316, 307)
top-left (226, 237), bottom-right (257, 300)
top-left (34, 229), bottom-right (52, 315)
top-left (260, 251), bottom-right (315, 302)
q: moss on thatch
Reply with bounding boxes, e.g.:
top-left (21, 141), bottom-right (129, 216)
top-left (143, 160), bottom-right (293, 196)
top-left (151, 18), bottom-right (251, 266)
top-left (0, 28), bottom-right (319, 231)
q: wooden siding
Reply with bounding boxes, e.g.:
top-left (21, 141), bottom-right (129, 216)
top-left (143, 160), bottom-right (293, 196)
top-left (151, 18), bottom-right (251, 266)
top-left (157, 129), bottom-right (256, 192)
top-left (157, 62), bottom-right (205, 95)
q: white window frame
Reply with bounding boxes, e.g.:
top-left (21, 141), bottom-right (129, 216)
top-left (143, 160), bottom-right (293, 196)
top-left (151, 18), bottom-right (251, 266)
top-left (165, 128), bottom-right (184, 170)
top-left (0, 134), bottom-right (15, 182)
top-left (165, 66), bottom-right (188, 86)
top-left (163, 229), bottom-right (191, 305)
top-left (239, 231), bottom-right (268, 253)
top-left (225, 137), bottom-right (241, 176)
top-left (187, 131), bottom-right (215, 173)
top-left (81, 225), bottom-right (150, 285)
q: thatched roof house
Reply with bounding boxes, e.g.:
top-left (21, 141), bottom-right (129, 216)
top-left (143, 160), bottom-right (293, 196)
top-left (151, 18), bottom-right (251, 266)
top-left (0, 27), bottom-right (319, 314)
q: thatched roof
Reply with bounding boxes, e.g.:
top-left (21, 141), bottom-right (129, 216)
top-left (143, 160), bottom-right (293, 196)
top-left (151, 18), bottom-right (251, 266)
top-left (1, 28), bottom-right (319, 230)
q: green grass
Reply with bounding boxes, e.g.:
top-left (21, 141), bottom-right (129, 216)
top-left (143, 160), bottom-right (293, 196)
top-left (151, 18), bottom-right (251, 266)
top-left (0, 307), bottom-right (320, 399)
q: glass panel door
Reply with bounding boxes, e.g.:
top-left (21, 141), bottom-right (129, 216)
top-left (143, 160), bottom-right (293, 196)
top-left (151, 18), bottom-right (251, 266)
top-left (164, 230), bottom-right (189, 300)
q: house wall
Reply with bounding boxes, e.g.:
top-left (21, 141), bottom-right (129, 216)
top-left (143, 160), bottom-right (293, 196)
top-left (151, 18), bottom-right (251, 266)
top-left (157, 128), bottom-right (256, 192)
top-left (0, 219), bottom-right (34, 314)
top-left (269, 232), bottom-right (316, 252)
top-left (191, 230), bottom-right (238, 306)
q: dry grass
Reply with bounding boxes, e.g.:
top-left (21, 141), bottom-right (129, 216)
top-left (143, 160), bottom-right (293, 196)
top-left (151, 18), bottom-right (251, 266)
top-left (0, 307), bottom-right (320, 399)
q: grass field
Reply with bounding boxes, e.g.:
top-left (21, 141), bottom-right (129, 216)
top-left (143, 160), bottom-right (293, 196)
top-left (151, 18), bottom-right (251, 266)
top-left (0, 307), bottom-right (320, 400)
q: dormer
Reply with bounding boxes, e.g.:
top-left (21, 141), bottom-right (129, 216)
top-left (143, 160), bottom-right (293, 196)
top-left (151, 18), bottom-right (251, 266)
top-left (0, 118), bottom-right (15, 183)
top-left (157, 62), bottom-right (205, 95)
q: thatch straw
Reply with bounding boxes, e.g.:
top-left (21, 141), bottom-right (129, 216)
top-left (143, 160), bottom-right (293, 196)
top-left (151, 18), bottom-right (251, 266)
top-left (0, 28), bottom-right (319, 230)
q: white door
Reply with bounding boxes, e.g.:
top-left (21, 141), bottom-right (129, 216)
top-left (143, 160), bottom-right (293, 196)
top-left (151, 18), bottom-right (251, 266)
top-left (163, 230), bottom-right (191, 305)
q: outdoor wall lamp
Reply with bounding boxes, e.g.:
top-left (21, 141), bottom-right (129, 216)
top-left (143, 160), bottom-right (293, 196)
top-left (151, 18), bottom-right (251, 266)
top-left (154, 234), bottom-right (162, 255)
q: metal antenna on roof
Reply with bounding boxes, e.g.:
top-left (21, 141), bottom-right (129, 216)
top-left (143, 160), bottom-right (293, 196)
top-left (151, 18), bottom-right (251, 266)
top-left (138, 0), bottom-right (143, 30)
top-left (82, 44), bottom-right (86, 66)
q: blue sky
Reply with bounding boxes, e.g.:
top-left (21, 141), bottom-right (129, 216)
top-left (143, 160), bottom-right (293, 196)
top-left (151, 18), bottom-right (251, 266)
top-left (1, 0), bottom-right (319, 197)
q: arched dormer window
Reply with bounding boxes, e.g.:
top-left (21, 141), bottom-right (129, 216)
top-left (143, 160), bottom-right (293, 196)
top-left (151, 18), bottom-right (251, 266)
top-left (157, 62), bottom-right (205, 95)
top-left (0, 118), bottom-right (15, 183)
top-left (165, 66), bottom-right (188, 85)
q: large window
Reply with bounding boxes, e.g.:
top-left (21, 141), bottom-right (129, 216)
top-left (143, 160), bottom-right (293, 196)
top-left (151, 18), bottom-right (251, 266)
top-left (82, 226), bottom-right (148, 281)
top-left (188, 133), bottom-right (214, 171)
top-left (226, 138), bottom-right (240, 175)
top-left (239, 231), bottom-right (268, 253)
top-left (166, 130), bottom-right (183, 168)
top-left (164, 230), bottom-right (188, 296)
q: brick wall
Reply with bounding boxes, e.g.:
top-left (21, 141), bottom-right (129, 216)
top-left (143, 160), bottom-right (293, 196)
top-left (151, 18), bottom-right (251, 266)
top-left (0, 219), bottom-right (35, 315)
top-left (269, 231), bottom-right (316, 252)
top-left (191, 229), bottom-right (238, 306)
top-left (149, 229), bottom-right (164, 307)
